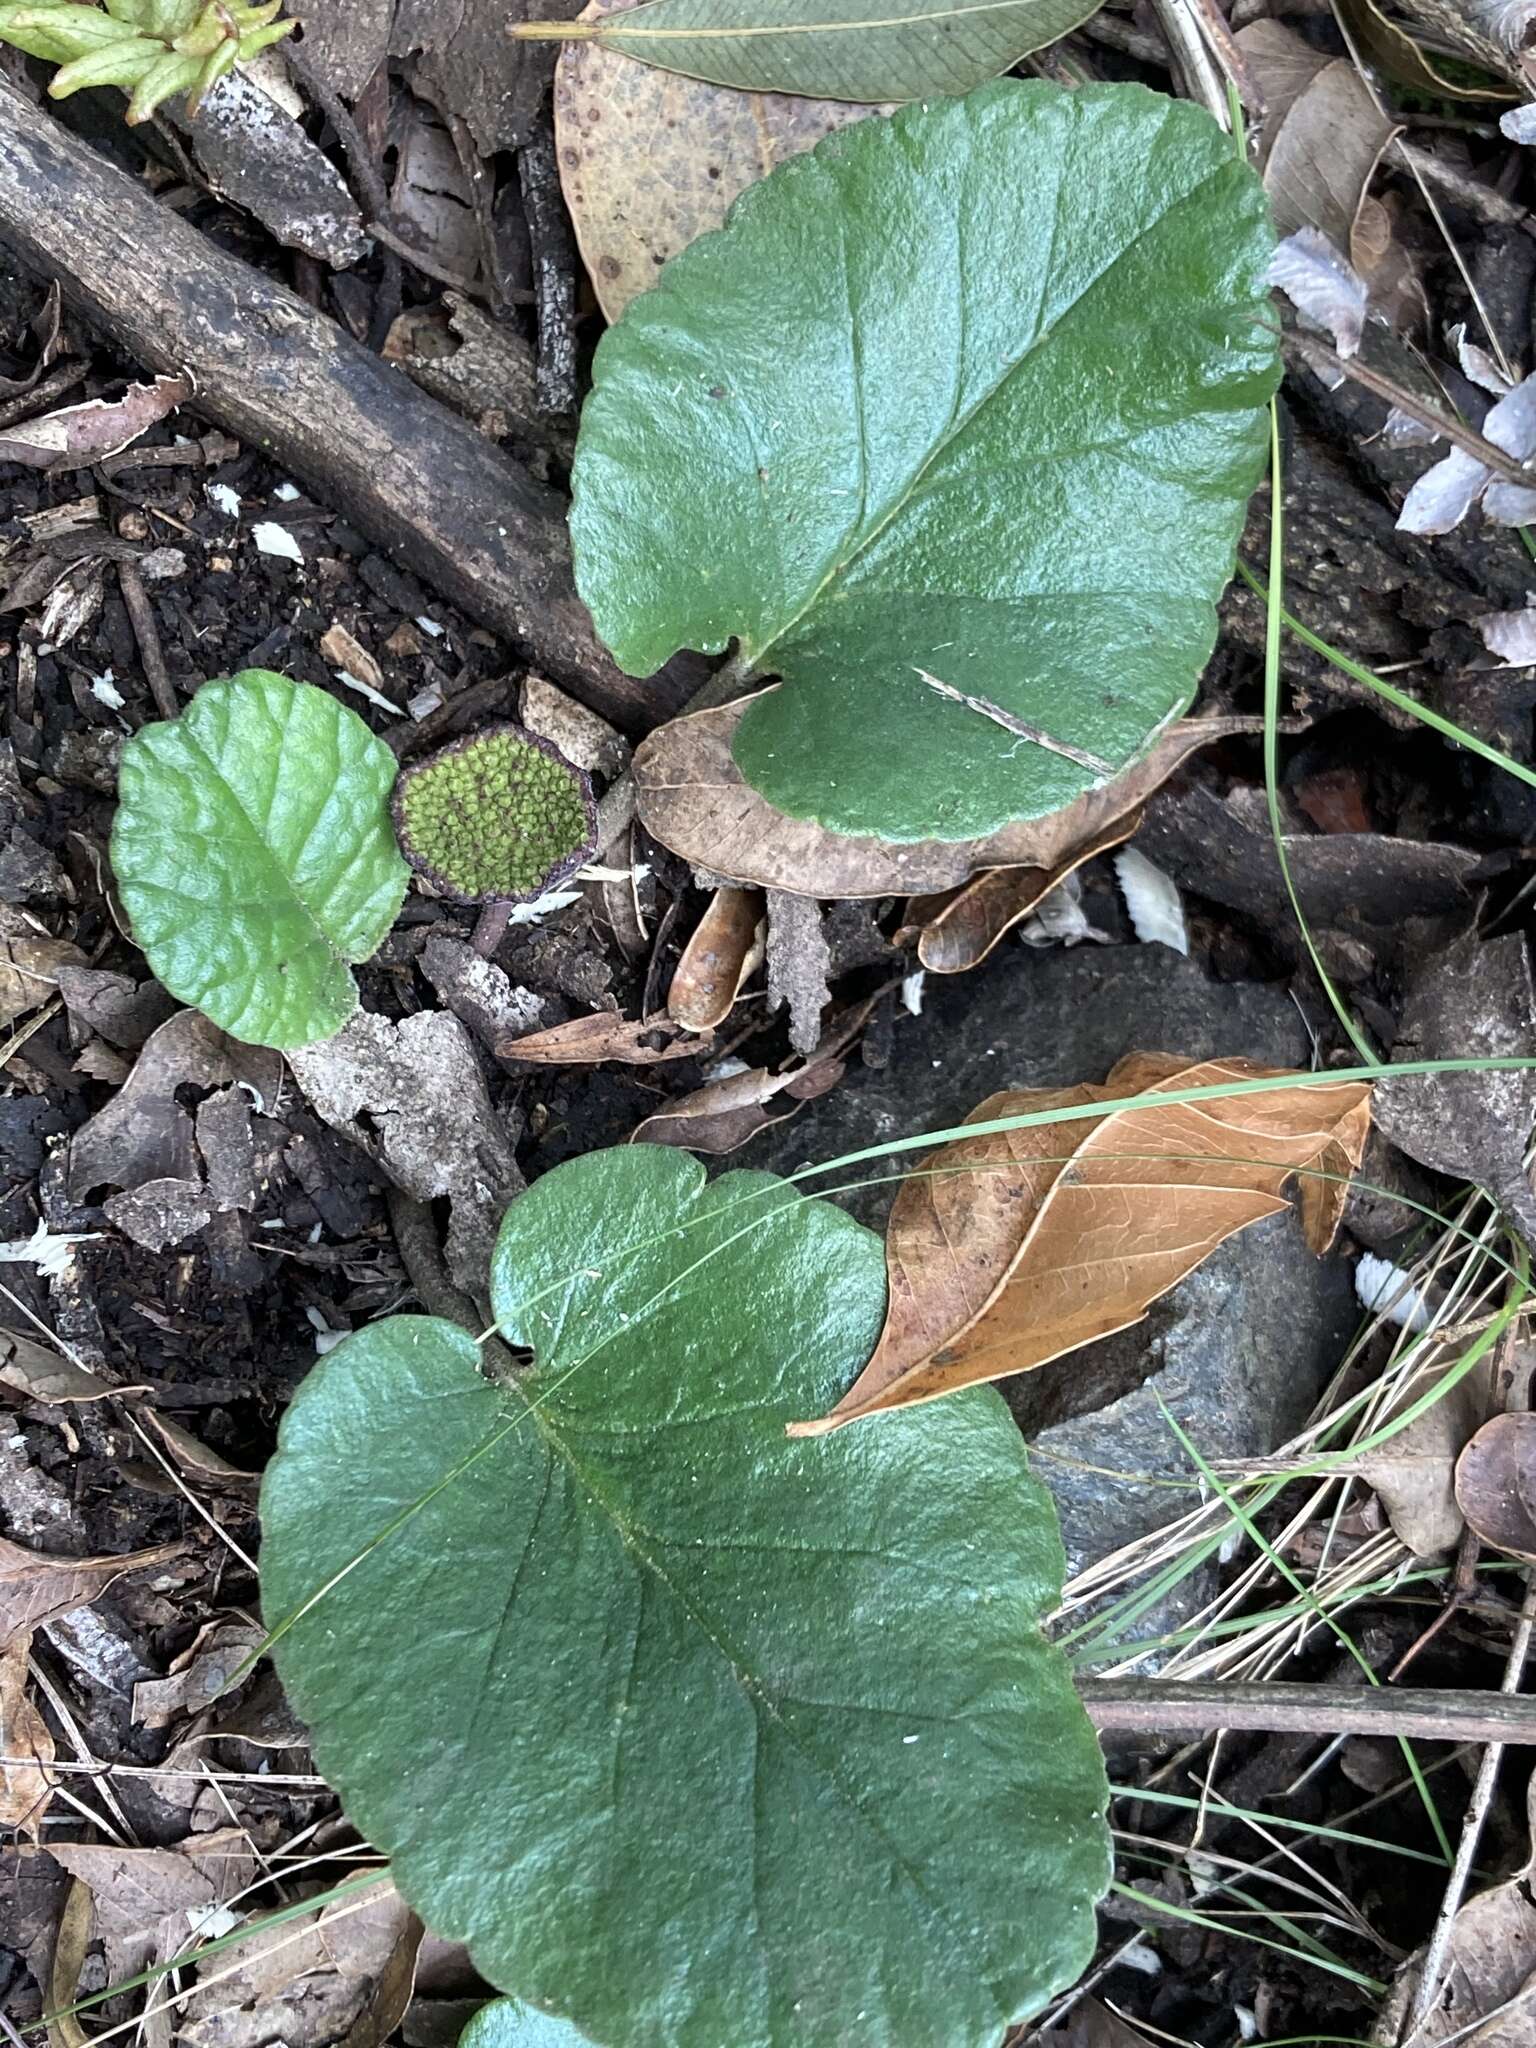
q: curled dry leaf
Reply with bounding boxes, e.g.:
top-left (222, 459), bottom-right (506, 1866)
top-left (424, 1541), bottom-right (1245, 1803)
top-left (667, 885), bottom-right (763, 1032)
top-left (498, 1009), bottom-right (709, 1064)
top-left (903, 816), bottom-right (1136, 974)
top-left (288, 1009), bottom-right (522, 1302)
top-left (1455, 1411), bottom-right (1536, 1561)
top-left (634, 698), bottom-right (1265, 899)
top-left (631, 987), bottom-right (887, 1151)
top-left (1358, 1343), bottom-right (1497, 1557)
top-left (0, 374), bottom-right (192, 471)
top-left (792, 1055), bottom-right (1371, 1434)
top-left (1268, 228), bottom-right (1368, 362)
top-left (1481, 606), bottom-right (1536, 665)
top-left (0, 907), bottom-right (84, 1027)
top-left (0, 1631), bottom-right (53, 1833)
top-left (556, 0), bottom-right (882, 322)
top-left (1239, 23), bottom-right (1402, 257)
top-left (0, 1535), bottom-right (185, 1650)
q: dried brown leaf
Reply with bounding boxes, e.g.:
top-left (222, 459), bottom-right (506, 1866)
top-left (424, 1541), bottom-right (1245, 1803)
top-left (1337, 0), bottom-right (1519, 96)
top-left (555, 0), bottom-right (882, 320)
top-left (0, 1329), bottom-right (136, 1405)
top-left (1358, 1346), bottom-right (1496, 1557)
top-left (1374, 1780), bottom-right (1536, 2046)
top-left (0, 1631), bottom-right (53, 1834)
top-left (1239, 23), bottom-right (1401, 250)
top-left (634, 698), bottom-right (1261, 898)
top-left (0, 910), bottom-right (84, 1028)
top-left (48, 1875), bottom-right (93, 2048)
top-left (793, 1055), bottom-right (1372, 1433)
top-left (0, 1535), bottom-right (185, 1650)
top-left (668, 886), bottom-right (764, 1032)
top-left (631, 988), bottom-right (885, 1151)
top-left (910, 816), bottom-right (1137, 974)
top-left (1455, 1411), bottom-right (1536, 1561)
top-left (0, 376), bottom-right (192, 473)
top-left (499, 1009), bottom-right (710, 1064)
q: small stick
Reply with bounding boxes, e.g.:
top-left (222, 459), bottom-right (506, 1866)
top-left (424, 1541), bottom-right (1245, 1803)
top-left (914, 668), bottom-right (1116, 775)
top-left (1077, 1677), bottom-right (1536, 1745)
top-left (1284, 332), bottom-right (1536, 493)
top-left (1147, 0), bottom-right (1231, 126)
top-left (117, 559), bottom-right (177, 721)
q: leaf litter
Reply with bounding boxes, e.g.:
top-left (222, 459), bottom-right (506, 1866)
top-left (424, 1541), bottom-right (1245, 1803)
top-left (792, 1056), bottom-right (1371, 1433)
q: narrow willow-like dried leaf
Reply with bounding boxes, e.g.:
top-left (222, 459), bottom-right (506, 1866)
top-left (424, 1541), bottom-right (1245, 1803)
top-left (518, 0), bottom-right (1103, 103)
top-left (793, 1055), bottom-right (1371, 1433)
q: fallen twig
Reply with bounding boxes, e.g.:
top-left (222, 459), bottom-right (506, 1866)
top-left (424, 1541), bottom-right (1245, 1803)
top-left (1079, 1677), bottom-right (1536, 1745)
top-left (1285, 331), bottom-right (1536, 491)
top-left (0, 78), bottom-right (700, 731)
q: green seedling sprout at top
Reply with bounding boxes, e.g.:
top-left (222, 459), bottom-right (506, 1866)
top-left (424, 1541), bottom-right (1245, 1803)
top-left (0, 0), bottom-right (294, 124)
top-left (392, 723), bottom-right (598, 907)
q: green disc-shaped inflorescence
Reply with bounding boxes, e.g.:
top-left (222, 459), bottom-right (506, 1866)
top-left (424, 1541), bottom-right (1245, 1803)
top-left (392, 724), bottom-right (598, 905)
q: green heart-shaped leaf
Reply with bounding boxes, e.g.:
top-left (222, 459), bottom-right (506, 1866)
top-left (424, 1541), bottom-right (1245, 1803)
top-left (460, 1999), bottom-right (593, 2048)
top-left (111, 670), bottom-right (408, 1048)
top-left (261, 1147), bottom-right (1110, 2048)
top-left (571, 81), bottom-right (1279, 841)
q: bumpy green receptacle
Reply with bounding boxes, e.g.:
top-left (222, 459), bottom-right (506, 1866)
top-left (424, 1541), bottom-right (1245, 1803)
top-left (392, 723), bottom-right (597, 905)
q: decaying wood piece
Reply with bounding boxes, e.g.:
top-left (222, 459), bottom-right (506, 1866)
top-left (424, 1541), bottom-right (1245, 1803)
top-left (0, 80), bottom-right (698, 731)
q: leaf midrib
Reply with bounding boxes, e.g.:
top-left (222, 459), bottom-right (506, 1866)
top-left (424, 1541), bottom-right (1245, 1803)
top-left (177, 707), bottom-right (354, 971)
top-left (606, 0), bottom-right (1042, 39)
top-left (739, 140), bottom-right (1228, 682)
top-left (506, 1375), bottom-right (1012, 2025)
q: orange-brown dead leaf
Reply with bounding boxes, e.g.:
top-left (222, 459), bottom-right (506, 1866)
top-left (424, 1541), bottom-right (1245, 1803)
top-left (792, 1054), bottom-right (1372, 1435)
top-left (904, 815), bottom-right (1138, 973)
top-left (0, 1631), bottom-right (53, 1834)
top-left (667, 886), bottom-right (764, 1032)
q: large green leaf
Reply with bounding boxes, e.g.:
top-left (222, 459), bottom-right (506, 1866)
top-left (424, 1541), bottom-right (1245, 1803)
top-left (111, 670), bottom-right (408, 1048)
top-left (261, 1148), bottom-right (1110, 2048)
top-left (460, 1999), bottom-right (592, 2048)
top-left (520, 0), bottom-right (1103, 101)
top-left (571, 82), bottom-right (1279, 841)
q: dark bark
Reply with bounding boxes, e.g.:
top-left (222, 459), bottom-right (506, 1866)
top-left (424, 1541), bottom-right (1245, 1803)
top-left (0, 80), bottom-right (702, 732)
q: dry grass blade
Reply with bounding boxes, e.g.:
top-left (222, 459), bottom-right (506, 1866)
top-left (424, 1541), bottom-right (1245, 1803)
top-left (792, 1055), bottom-right (1371, 1433)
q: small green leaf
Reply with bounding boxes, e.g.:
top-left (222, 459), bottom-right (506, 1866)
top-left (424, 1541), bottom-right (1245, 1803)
top-left (261, 1147), bottom-right (1110, 2048)
top-left (517, 0), bottom-right (1102, 102)
top-left (571, 82), bottom-right (1279, 841)
top-left (459, 2000), bottom-right (593, 2048)
top-left (111, 670), bottom-right (408, 1049)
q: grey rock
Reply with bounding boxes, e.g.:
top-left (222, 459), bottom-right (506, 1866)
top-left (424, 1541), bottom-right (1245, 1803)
top-left (748, 944), bottom-right (1358, 1654)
